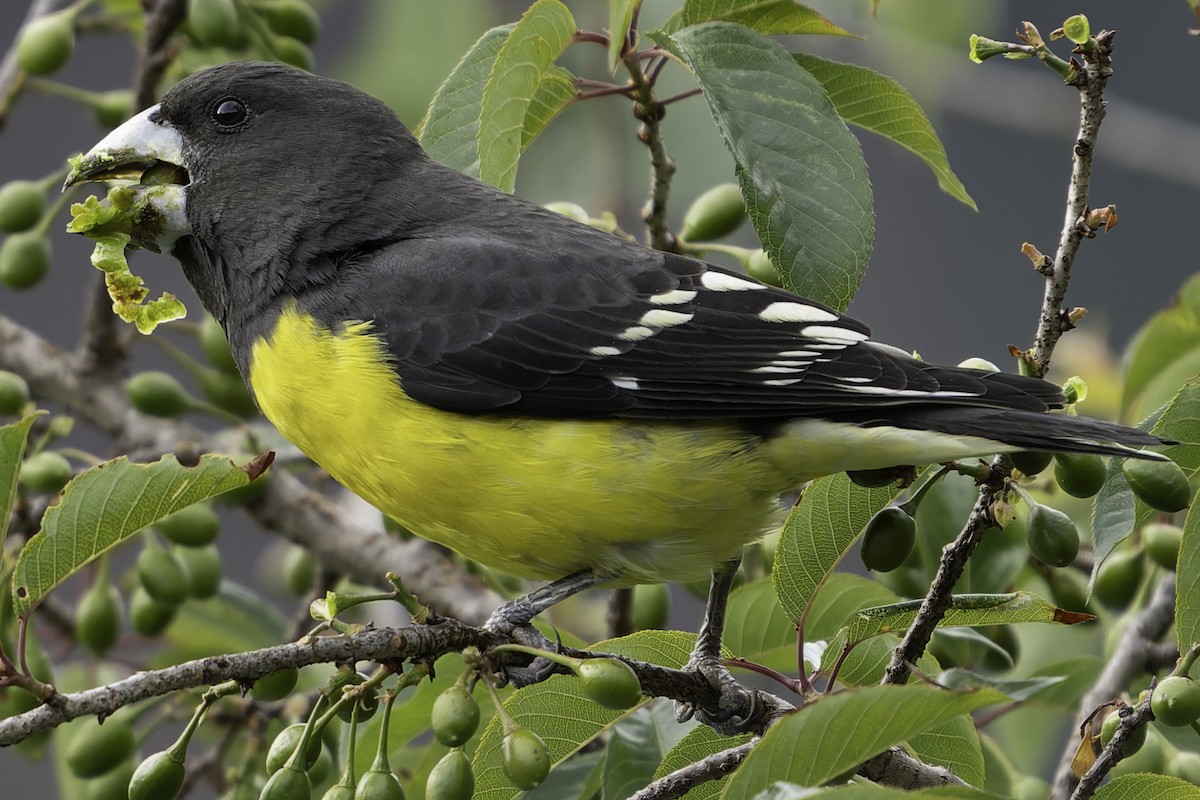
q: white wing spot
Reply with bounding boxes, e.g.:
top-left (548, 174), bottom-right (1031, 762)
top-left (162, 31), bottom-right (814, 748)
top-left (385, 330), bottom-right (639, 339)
top-left (752, 366), bottom-right (805, 374)
top-left (700, 271), bottom-right (764, 291)
top-left (640, 309), bottom-right (694, 327)
top-left (759, 302), bottom-right (840, 323)
top-left (837, 376), bottom-right (872, 383)
top-left (765, 378), bottom-right (803, 386)
top-left (779, 350), bottom-right (820, 357)
top-left (590, 346), bottom-right (622, 357)
top-left (617, 326), bottom-right (656, 341)
top-left (844, 385), bottom-right (976, 398)
top-left (611, 377), bottom-right (640, 390)
top-left (800, 325), bottom-right (869, 343)
top-left (648, 289), bottom-right (697, 305)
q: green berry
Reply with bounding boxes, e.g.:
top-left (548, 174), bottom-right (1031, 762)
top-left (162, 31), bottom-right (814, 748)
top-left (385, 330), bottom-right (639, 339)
top-left (0, 231), bottom-right (50, 289)
top-left (85, 757), bottom-right (138, 800)
top-left (631, 582), bottom-right (670, 631)
top-left (431, 684), bottom-right (480, 747)
top-left (1098, 709), bottom-right (1145, 755)
top-left (66, 717), bottom-right (136, 778)
top-left (261, 764), bottom-right (312, 800)
top-left (199, 315), bottom-right (240, 374)
top-left (1093, 547), bottom-right (1144, 610)
top-left (251, 668), bottom-right (299, 703)
top-left (1026, 504), bottom-right (1079, 568)
top-left (354, 768), bottom-right (404, 800)
top-left (320, 785), bottom-right (355, 800)
top-left (16, 11), bottom-right (75, 76)
top-left (745, 249), bottom-right (779, 286)
top-left (259, 0), bottom-right (321, 44)
top-left (1054, 453), bottom-right (1107, 498)
top-left (215, 465), bottom-right (270, 506)
top-left (1013, 776), bottom-right (1051, 800)
top-left (680, 183), bottom-right (745, 242)
top-left (19, 451), bottom-right (72, 493)
top-left (75, 580), bottom-right (123, 655)
top-left (127, 372), bottom-right (190, 418)
top-left (956, 357), bottom-right (999, 372)
top-left (188, 0), bottom-right (240, 47)
top-left (1151, 676), bottom-right (1200, 727)
top-left (130, 585), bottom-right (177, 636)
top-left (1046, 567), bottom-right (1089, 612)
top-left (543, 201), bottom-right (589, 223)
top-left (272, 36), bottom-right (313, 71)
top-left (1168, 750), bottom-right (1200, 785)
top-left (93, 90), bottom-right (134, 129)
top-left (137, 539), bottom-right (190, 606)
top-left (859, 506), bottom-right (917, 573)
top-left (128, 750), bottom-right (186, 800)
top-left (501, 728), bottom-right (550, 791)
top-left (0, 370), bottom-right (30, 414)
top-left (177, 544), bottom-right (222, 599)
top-left (0, 180), bottom-right (45, 233)
top-left (266, 724), bottom-right (322, 774)
top-left (576, 657), bottom-right (642, 710)
top-left (1123, 458), bottom-right (1193, 513)
top-left (1144, 523), bottom-right (1184, 571)
top-left (1009, 451), bottom-right (1053, 477)
top-left (199, 369), bottom-right (259, 417)
top-left (155, 503), bottom-right (220, 547)
top-left (283, 545), bottom-right (315, 596)
top-left (425, 748), bottom-right (473, 800)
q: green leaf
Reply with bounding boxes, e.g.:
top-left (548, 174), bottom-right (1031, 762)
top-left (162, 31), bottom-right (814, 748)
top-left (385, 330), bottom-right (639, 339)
top-left (1094, 774), bottom-right (1200, 800)
top-left (602, 702), bottom-right (696, 800)
top-left (724, 576), bottom-right (798, 672)
top-left (0, 412), bottom-right (42, 551)
top-left (748, 784), bottom-right (993, 800)
top-left (523, 749), bottom-right (606, 800)
top-left (478, 0), bottom-right (577, 192)
top-left (905, 714), bottom-right (983, 789)
top-left (1026, 655), bottom-right (1104, 712)
top-left (791, 53), bottom-right (975, 210)
top-left (522, 65), bottom-right (576, 148)
top-left (718, 683), bottom-right (1004, 797)
top-left (841, 592), bottom-right (1089, 645)
top-left (11, 454), bottom-right (254, 615)
top-left (656, 23), bottom-right (873, 310)
top-left (473, 631), bottom-right (695, 800)
top-left (936, 668), bottom-right (1066, 703)
top-left (607, 0), bottom-right (641, 71)
top-left (1122, 273), bottom-right (1200, 419)
top-left (653, 725), bottom-right (751, 800)
top-left (665, 0), bottom-right (853, 37)
top-left (804, 572), bottom-right (899, 641)
top-left (1178, 498), bottom-right (1200, 654)
top-left (772, 473), bottom-right (899, 624)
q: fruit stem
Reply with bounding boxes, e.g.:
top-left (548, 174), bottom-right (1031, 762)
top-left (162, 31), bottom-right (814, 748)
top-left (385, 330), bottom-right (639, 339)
top-left (385, 571), bottom-right (432, 623)
top-left (490, 643), bottom-right (581, 672)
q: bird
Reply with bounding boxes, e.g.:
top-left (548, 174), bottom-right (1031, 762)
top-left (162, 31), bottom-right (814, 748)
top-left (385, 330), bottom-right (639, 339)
top-left (67, 61), bottom-right (1164, 726)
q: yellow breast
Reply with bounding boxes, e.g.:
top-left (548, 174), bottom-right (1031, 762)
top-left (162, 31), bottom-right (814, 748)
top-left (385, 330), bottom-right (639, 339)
top-left (247, 307), bottom-right (794, 583)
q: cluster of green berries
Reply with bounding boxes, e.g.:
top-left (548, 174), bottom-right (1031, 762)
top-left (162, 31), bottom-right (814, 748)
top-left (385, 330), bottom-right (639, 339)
top-left (186, 0), bottom-right (320, 72)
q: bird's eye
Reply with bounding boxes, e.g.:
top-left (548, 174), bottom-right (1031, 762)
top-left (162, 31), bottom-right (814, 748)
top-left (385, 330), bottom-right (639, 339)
top-left (212, 98), bottom-right (247, 129)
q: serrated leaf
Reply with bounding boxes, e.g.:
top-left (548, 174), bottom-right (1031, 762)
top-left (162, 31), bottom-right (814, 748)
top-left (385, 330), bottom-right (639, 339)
top-left (1122, 273), bottom-right (1200, 418)
top-left (841, 592), bottom-right (1089, 644)
top-left (523, 749), bottom-right (606, 800)
top-left (748, 784), bottom-right (993, 800)
top-left (936, 668), bottom-right (1066, 703)
top-left (906, 714), bottom-right (983, 788)
top-left (607, 0), bottom-right (641, 71)
top-left (0, 413), bottom-right (42, 551)
top-left (804, 572), bottom-right (899, 640)
top-left (664, 0), bottom-right (853, 37)
top-left (11, 453), bottom-right (255, 615)
top-left (718, 683), bottom-right (1004, 797)
top-left (478, 0), bottom-right (577, 192)
top-left (1178, 498), bottom-right (1200, 654)
top-left (522, 65), bottom-right (576, 148)
top-left (772, 473), bottom-right (899, 624)
top-left (603, 702), bottom-right (697, 800)
top-left (656, 23), bottom-right (873, 310)
top-left (1094, 774), bottom-right (1200, 800)
top-left (724, 576), bottom-right (797, 672)
top-left (792, 53), bottom-right (975, 210)
top-left (473, 631), bottom-right (695, 800)
top-left (653, 725), bottom-right (752, 800)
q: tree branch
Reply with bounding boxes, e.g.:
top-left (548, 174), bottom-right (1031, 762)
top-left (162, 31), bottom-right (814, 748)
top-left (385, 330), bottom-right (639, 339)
top-left (628, 740), bottom-right (756, 800)
top-left (1070, 690), bottom-right (1155, 800)
top-left (625, 57), bottom-right (678, 252)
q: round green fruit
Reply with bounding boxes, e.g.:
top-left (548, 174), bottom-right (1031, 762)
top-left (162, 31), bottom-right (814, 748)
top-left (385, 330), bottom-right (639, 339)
top-left (1046, 567), bottom-right (1089, 612)
top-left (1168, 750), bottom-right (1200, 785)
top-left (84, 757), bottom-right (137, 800)
top-left (283, 545), bottom-right (315, 596)
top-left (1098, 709), bottom-right (1145, 755)
top-left (431, 684), bottom-right (480, 747)
top-left (266, 724), bottom-right (321, 774)
top-left (680, 183), bottom-right (745, 242)
top-left (1054, 453), bottom-right (1107, 498)
top-left (19, 451), bottom-right (72, 493)
top-left (177, 544), bottom-right (222, 599)
top-left (631, 582), bottom-right (670, 631)
top-left (859, 506), bottom-right (917, 573)
top-left (188, 0), bottom-right (240, 47)
top-left (260, 764), bottom-right (311, 800)
top-left (199, 315), bottom-right (240, 374)
top-left (199, 369), bottom-right (259, 417)
top-left (16, 12), bottom-right (75, 76)
top-left (426, 748), bottom-right (473, 800)
top-left (92, 90), bottom-right (133, 129)
top-left (66, 718), bottom-right (136, 778)
top-left (1009, 451), bottom-right (1053, 477)
top-left (1123, 458), bottom-right (1193, 513)
top-left (259, 0), bottom-right (321, 44)
top-left (331, 673), bottom-right (377, 724)
top-left (75, 581), bottom-right (123, 655)
top-left (251, 668), bottom-right (299, 703)
top-left (577, 657), bottom-right (642, 710)
top-left (156, 503), bottom-right (220, 547)
top-left (354, 768), bottom-right (404, 800)
top-left (128, 750), bottom-right (186, 800)
top-left (0, 370), bottom-right (30, 414)
top-left (272, 36), bottom-right (313, 71)
top-left (0, 231), bottom-right (50, 289)
top-left (319, 785), bottom-right (355, 800)
top-left (127, 372), bottom-right (190, 418)
top-left (501, 728), bottom-right (550, 791)
top-left (1151, 675), bottom-right (1200, 727)
top-left (1144, 523), bottom-right (1184, 571)
top-left (0, 180), bottom-right (45, 233)
top-left (1093, 548), bottom-right (1144, 610)
top-left (543, 201), bottom-right (589, 223)
top-left (130, 585), bottom-right (177, 636)
top-left (137, 540), bottom-right (190, 606)
top-left (1026, 504), bottom-right (1080, 568)
top-left (745, 250), bottom-right (780, 286)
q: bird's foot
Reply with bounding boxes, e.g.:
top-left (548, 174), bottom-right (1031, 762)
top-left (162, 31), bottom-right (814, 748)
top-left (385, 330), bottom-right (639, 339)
top-left (484, 600), bottom-right (565, 688)
top-left (674, 653), bottom-right (759, 736)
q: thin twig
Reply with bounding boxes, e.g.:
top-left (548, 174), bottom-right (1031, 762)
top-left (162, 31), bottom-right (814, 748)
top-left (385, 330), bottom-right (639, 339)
top-left (628, 740), bottom-right (757, 800)
top-left (607, 587), bottom-right (634, 639)
top-left (1071, 689), bottom-right (1156, 800)
top-left (625, 54), bottom-right (677, 252)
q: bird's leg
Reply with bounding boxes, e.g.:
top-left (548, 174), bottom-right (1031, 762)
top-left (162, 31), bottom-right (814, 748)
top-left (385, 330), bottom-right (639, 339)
top-left (485, 568), bottom-right (609, 686)
top-left (675, 557), bottom-right (758, 733)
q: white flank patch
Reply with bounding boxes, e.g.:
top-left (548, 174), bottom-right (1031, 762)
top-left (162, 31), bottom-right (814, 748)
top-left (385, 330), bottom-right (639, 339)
top-left (700, 271), bottom-right (764, 291)
top-left (590, 345), bottom-right (622, 356)
top-left (640, 309), bottom-right (694, 327)
top-left (759, 302), bottom-right (840, 323)
top-left (800, 325), bottom-right (869, 343)
top-left (611, 377), bottom-right (640, 390)
top-left (648, 289), bottom-right (697, 305)
top-left (617, 326), bottom-right (656, 341)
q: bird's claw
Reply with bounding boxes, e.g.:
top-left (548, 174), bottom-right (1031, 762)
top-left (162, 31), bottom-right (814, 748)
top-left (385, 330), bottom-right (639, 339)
top-left (673, 656), bottom-right (759, 736)
top-left (484, 604), bottom-right (564, 688)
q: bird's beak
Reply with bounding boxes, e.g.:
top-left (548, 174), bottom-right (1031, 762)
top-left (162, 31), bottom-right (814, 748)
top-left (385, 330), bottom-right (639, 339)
top-left (65, 105), bottom-right (188, 189)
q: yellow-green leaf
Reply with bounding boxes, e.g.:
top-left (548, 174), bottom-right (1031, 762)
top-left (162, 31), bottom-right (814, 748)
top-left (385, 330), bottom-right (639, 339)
top-left (0, 412), bottom-right (42, 551)
top-left (1122, 272), bottom-right (1200, 420)
top-left (1094, 774), bottom-right (1200, 800)
top-left (652, 724), bottom-right (751, 800)
top-left (607, 0), bottom-right (641, 71)
top-left (842, 592), bottom-right (1089, 644)
top-left (664, 0), bottom-right (853, 37)
top-left (906, 714), bottom-right (983, 789)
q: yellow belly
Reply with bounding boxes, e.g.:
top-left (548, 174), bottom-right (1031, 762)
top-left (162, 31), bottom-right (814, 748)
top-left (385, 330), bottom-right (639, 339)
top-left (248, 308), bottom-right (796, 583)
